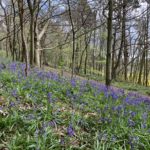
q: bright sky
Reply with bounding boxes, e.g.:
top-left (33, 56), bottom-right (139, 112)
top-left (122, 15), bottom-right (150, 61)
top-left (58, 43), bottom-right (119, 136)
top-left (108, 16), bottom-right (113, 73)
top-left (132, 1), bottom-right (148, 17)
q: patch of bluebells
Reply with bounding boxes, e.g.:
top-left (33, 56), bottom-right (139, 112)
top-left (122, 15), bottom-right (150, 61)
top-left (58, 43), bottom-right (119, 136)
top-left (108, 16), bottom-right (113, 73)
top-left (1, 61), bottom-right (150, 149)
top-left (5, 62), bottom-right (150, 105)
top-left (9, 62), bottom-right (17, 72)
top-left (110, 91), bottom-right (119, 100)
top-left (112, 105), bottom-right (124, 113)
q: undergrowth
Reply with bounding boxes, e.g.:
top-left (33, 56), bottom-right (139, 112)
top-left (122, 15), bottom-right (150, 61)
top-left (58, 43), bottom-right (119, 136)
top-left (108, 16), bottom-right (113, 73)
top-left (0, 62), bottom-right (150, 150)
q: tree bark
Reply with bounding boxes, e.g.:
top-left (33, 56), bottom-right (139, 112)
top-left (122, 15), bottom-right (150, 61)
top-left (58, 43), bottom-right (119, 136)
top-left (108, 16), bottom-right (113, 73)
top-left (18, 0), bottom-right (28, 76)
top-left (106, 0), bottom-right (113, 86)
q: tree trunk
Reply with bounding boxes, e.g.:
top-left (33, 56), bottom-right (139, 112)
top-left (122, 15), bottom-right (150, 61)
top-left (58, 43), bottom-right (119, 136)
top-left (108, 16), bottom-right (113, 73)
top-left (111, 28), bottom-right (116, 79)
top-left (11, 0), bottom-right (17, 60)
top-left (105, 0), bottom-right (113, 86)
top-left (18, 0), bottom-right (28, 76)
top-left (123, 0), bottom-right (128, 80)
top-left (138, 51), bottom-right (145, 84)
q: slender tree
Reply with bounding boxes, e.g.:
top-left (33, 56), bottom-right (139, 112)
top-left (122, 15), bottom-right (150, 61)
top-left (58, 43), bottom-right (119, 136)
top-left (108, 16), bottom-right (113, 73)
top-left (106, 0), bottom-right (113, 86)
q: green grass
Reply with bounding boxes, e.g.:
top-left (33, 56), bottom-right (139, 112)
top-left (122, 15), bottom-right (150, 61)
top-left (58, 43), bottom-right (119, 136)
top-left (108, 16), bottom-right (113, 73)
top-left (113, 81), bottom-right (150, 96)
top-left (0, 51), bottom-right (11, 64)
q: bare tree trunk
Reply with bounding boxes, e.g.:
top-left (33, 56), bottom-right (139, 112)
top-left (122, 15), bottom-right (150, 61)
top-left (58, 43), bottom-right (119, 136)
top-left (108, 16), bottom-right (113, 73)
top-left (84, 33), bottom-right (88, 75)
top-left (27, 0), bottom-right (38, 65)
top-left (29, 14), bottom-right (35, 65)
top-left (123, 0), bottom-right (128, 81)
top-left (36, 36), bottom-right (41, 67)
top-left (5, 38), bottom-right (8, 57)
top-left (18, 0), bottom-right (28, 76)
top-left (92, 30), bottom-right (96, 70)
top-left (106, 0), bottom-right (113, 86)
top-left (17, 30), bottom-right (21, 61)
top-left (11, 0), bottom-right (17, 60)
top-left (67, 0), bottom-right (76, 78)
top-left (138, 50), bottom-right (145, 84)
top-left (145, 5), bottom-right (149, 86)
top-left (111, 28), bottom-right (116, 79)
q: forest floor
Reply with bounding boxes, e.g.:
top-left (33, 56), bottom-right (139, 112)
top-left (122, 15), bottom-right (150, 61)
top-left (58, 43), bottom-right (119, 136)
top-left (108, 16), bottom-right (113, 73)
top-left (0, 60), bottom-right (150, 149)
top-left (43, 66), bottom-right (150, 98)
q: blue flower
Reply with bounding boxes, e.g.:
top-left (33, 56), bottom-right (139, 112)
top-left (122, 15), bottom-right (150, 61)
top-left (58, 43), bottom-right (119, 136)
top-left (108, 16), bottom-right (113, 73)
top-left (113, 105), bottom-right (124, 113)
top-left (111, 92), bottom-right (118, 100)
top-left (130, 111), bottom-right (136, 118)
top-left (70, 79), bottom-right (76, 87)
top-left (47, 92), bottom-right (52, 103)
top-left (142, 112), bottom-right (148, 121)
top-left (9, 101), bottom-right (15, 107)
top-left (99, 117), bottom-right (112, 124)
top-left (12, 90), bottom-right (17, 97)
top-left (141, 123), bottom-right (147, 129)
top-left (48, 120), bottom-right (56, 127)
top-left (67, 124), bottom-right (75, 137)
top-left (128, 119), bottom-right (135, 127)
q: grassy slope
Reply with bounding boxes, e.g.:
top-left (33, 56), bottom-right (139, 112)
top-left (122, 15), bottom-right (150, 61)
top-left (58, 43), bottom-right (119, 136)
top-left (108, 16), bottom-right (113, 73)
top-left (0, 61), bottom-right (150, 149)
top-left (44, 66), bottom-right (150, 97)
top-left (113, 81), bottom-right (150, 96)
top-left (0, 50), bottom-right (149, 97)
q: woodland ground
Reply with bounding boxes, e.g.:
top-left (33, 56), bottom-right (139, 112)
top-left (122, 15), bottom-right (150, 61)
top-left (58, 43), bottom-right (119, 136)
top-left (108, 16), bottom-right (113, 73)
top-left (0, 56), bottom-right (150, 150)
top-left (1, 50), bottom-right (150, 96)
top-left (43, 65), bottom-right (150, 97)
